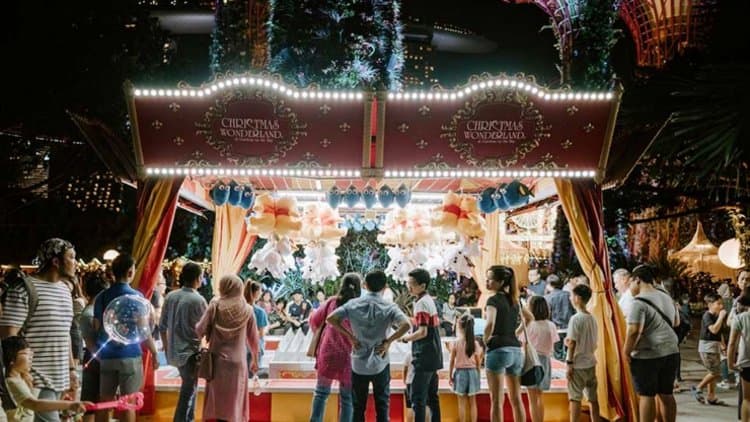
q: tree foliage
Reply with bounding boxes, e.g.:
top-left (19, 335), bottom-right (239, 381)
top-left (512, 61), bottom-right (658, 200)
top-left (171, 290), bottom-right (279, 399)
top-left (268, 0), bottom-right (404, 89)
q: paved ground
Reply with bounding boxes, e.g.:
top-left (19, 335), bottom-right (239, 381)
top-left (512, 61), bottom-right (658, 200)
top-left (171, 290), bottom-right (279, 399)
top-left (675, 332), bottom-right (737, 421)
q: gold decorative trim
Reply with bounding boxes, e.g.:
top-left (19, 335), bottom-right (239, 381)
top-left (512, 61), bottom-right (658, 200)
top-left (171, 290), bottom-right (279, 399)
top-left (415, 153), bottom-right (457, 170)
top-left (440, 89), bottom-right (551, 168)
top-left (194, 89), bottom-right (308, 165)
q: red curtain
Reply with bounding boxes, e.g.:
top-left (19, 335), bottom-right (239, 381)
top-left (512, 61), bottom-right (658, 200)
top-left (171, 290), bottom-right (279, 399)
top-left (131, 178), bottom-right (183, 415)
top-left (571, 180), bottom-right (635, 421)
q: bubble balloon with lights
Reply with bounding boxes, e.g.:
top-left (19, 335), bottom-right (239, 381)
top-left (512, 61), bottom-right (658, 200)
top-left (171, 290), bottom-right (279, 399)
top-left (103, 294), bottom-right (155, 345)
top-left (85, 294), bottom-right (154, 368)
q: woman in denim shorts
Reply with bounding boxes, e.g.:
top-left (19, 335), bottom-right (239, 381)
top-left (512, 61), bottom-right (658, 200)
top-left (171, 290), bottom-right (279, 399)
top-left (483, 265), bottom-right (528, 422)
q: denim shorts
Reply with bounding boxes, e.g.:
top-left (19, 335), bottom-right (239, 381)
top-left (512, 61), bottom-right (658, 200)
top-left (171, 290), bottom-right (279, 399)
top-left (485, 346), bottom-right (523, 376)
top-left (452, 368), bottom-right (480, 396)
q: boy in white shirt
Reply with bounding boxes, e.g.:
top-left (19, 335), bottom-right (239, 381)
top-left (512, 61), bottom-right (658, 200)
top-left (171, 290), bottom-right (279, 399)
top-left (566, 284), bottom-right (600, 422)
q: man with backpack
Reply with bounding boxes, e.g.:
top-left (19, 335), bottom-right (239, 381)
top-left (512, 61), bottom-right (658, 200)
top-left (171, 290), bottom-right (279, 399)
top-left (0, 238), bottom-right (78, 422)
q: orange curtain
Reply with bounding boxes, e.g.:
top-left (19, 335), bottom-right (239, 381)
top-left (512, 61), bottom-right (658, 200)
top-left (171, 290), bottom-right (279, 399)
top-left (131, 177), bottom-right (183, 415)
top-left (211, 204), bottom-right (257, 295)
top-left (471, 212), bottom-right (500, 308)
top-left (555, 179), bottom-right (637, 421)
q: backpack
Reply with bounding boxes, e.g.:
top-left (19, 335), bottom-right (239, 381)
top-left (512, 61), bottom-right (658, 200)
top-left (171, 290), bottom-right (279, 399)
top-left (0, 269), bottom-right (39, 411)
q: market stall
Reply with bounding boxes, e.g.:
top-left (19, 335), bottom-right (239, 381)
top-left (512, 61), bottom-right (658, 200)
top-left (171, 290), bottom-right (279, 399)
top-left (124, 72), bottom-right (634, 421)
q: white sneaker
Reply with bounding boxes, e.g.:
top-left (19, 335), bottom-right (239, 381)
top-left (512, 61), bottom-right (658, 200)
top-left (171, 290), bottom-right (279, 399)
top-left (717, 380), bottom-right (734, 390)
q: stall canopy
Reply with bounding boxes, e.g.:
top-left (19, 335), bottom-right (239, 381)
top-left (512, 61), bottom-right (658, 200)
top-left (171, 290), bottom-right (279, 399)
top-left (126, 73), bottom-right (619, 183)
top-left (671, 221), bottom-right (736, 281)
top-left (121, 72), bottom-right (636, 420)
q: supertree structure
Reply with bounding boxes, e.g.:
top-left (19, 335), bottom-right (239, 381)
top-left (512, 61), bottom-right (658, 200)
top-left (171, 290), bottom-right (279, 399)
top-left (619, 0), bottom-right (718, 68)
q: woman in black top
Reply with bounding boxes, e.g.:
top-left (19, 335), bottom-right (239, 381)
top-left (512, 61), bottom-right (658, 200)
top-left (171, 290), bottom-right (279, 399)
top-left (483, 265), bottom-right (529, 422)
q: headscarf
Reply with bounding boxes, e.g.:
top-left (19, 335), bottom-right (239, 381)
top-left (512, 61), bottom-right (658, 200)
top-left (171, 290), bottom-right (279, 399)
top-left (211, 274), bottom-right (252, 338)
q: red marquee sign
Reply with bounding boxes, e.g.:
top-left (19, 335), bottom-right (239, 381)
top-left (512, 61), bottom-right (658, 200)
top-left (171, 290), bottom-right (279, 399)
top-left (126, 78), bottom-right (371, 174)
top-left (126, 74), bottom-right (621, 181)
top-left (378, 76), bottom-right (620, 179)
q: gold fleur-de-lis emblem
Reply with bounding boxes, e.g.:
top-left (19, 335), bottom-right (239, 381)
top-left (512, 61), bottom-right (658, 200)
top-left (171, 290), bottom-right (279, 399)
top-left (561, 139), bottom-right (573, 149)
top-left (583, 123), bottom-right (595, 133)
top-left (191, 150), bottom-right (203, 159)
top-left (541, 153), bottom-right (553, 161)
top-left (303, 152), bottom-right (315, 160)
top-left (397, 123), bottom-right (409, 133)
top-left (320, 138), bottom-right (332, 148)
top-left (339, 122), bottom-right (351, 133)
top-left (320, 104), bottom-right (331, 115)
top-left (169, 102), bottom-right (181, 112)
top-left (566, 105), bottom-right (578, 115)
top-left (418, 105), bottom-right (431, 116)
top-left (416, 139), bottom-right (428, 149)
top-left (172, 136), bottom-right (184, 146)
top-left (151, 120), bottom-right (163, 130)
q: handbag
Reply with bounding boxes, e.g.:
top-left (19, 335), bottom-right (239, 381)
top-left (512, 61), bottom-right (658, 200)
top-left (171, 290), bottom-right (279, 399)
top-left (306, 301), bottom-right (329, 358)
top-left (197, 306), bottom-right (217, 381)
top-left (520, 315), bottom-right (545, 387)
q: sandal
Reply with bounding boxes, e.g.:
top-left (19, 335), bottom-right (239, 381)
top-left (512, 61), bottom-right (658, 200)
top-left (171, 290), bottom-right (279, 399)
top-left (691, 386), bottom-right (705, 404)
top-left (707, 398), bottom-right (727, 406)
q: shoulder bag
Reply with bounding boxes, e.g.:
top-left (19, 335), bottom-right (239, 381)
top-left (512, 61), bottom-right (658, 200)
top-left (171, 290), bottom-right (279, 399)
top-left (197, 305), bottom-right (217, 381)
top-left (306, 301), bottom-right (330, 358)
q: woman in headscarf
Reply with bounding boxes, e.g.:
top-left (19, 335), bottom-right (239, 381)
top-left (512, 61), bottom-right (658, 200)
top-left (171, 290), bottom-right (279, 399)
top-left (196, 274), bottom-right (260, 422)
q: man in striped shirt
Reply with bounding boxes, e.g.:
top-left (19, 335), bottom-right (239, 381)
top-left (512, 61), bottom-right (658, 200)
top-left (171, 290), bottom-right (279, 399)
top-left (0, 238), bottom-right (78, 422)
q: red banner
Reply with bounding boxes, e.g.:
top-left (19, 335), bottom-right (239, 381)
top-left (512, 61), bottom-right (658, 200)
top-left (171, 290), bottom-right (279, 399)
top-left (127, 81), bottom-right (370, 173)
top-left (379, 79), bottom-right (619, 176)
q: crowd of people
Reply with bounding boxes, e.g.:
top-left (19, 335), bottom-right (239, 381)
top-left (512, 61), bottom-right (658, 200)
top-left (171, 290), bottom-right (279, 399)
top-left (2, 236), bottom-right (750, 422)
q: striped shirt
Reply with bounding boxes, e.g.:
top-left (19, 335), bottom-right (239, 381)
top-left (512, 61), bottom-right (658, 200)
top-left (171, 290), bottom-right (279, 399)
top-left (0, 277), bottom-right (73, 392)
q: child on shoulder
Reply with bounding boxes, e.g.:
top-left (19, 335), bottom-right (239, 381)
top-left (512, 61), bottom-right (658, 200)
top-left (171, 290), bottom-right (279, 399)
top-left (566, 285), bottom-right (600, 422)
top-left (449, 313), bottom-right (483, 422)
top-left (2, 336), bottom-right (91, 422)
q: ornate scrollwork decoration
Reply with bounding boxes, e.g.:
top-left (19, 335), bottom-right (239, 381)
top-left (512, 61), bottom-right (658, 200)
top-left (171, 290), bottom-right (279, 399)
top-left (439, 87), bottom-right (551, 169)
top-left (194, 89), bottom-right (308, 165)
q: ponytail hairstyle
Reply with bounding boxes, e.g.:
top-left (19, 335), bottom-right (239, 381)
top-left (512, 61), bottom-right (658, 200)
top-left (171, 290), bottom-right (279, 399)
top-left (337, 272), bottom-right (363, 307)
top-left (487, 265), bottom-right (518, 305)
top-left (459, 313), bottom-right (476, 358)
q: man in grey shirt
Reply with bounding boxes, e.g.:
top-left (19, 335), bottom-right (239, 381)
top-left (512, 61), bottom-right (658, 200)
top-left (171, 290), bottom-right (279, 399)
top-left (624, 265), bottom-right (679, 422)
top-left (159, 262), bottom-right (207, 422)
top-left (328, 270), bottom-right (410, 422)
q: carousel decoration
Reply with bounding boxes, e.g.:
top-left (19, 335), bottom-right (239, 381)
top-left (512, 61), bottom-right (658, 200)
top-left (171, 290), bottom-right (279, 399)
top-left (378, 208), bottom-right (443, 281)
top-left (431, 191), bottom-right (487, 277)
top-left (247, 193), bottom-right (302, 278)
top-left (298, 203), bottom-right (348, 284)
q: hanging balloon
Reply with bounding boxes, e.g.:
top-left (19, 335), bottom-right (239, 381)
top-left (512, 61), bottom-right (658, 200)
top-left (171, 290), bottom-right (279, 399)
top-left (239, 185), bottom-right (255, 209)
top-left (352, 216), bottom-right (363, 232)
top-left (326, 186), bottom-right (342, 208)
top-left (503, 179), bottom-right (532, 208)
top-left (395, 184), bottom-right (411, 208)
top-left (343, 185), bottom-right (361, 208)
top-left (211, 182), bottom-right (230, 206)
top-left (479, 187), bottom-right (498, 214)
top-left (362, 186), bottom-right (378, 209)
top-left (227, 181), bottom-right (242, 206)
top-left (364, 219), bottom-right (376, 231)
top-left (378, 185), bottom-right (395, 207)
top-left (493, 184), bottom-right (511, 211)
